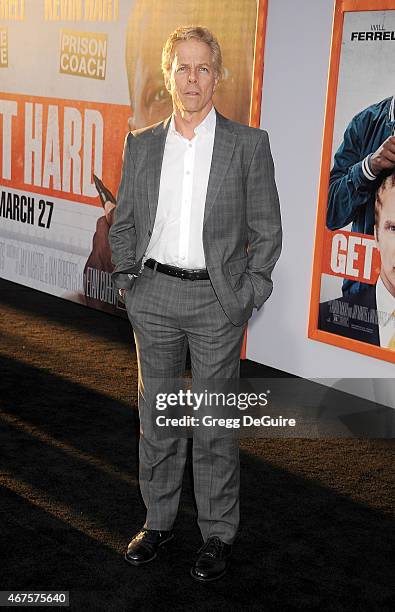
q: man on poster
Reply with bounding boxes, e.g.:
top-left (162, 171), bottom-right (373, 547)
top-left (327, 95), bottom-right (395, 295)
top-left (109, 26), bottom-right (282, 581)
top-left (320, 171), bottom-right (395, 348)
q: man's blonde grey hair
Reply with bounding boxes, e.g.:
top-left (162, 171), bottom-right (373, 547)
top-left (162, 25), bottom-right (223, 80)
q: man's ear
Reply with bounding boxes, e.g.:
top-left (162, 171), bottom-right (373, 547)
top-left (164, 74), bottom-right (172, 93)
top-left (374, 226), bottom-right (380, 249)
top-left (213, 75), bottom-right (219, 93)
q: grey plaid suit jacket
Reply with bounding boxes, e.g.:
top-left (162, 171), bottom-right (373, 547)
top-left (109, 110), bottom-right (282, 326)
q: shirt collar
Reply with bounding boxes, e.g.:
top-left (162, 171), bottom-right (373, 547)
top-left (195, 105), bottom-right (216, 135)
top-left (168, 106), bottom-right (216, 138)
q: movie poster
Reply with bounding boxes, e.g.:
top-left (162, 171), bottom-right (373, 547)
top-left (0, 0), bottom-right (266, 315)
top-left (309, 0), bottom-right (395, 364)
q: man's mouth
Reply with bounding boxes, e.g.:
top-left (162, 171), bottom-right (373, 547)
top-left (185, 92), bottom-right (200, 95)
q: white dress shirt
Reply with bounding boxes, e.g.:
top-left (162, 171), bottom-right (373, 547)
top-left (375, 276), bottom-right (395, 347)
top-left (144, 106), bottom-right (216, 269)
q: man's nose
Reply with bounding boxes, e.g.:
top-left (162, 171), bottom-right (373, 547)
top-left (188, 68), bottom-right (197, 83)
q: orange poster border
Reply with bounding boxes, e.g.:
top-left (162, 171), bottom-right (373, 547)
top-left (243, 0), bottom-right (269, 358)
top-left (249, 0), bottom-right (269, 128)
top-left (308, 0), bottom-right (395, 364)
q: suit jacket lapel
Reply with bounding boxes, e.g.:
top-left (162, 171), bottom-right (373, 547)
top-left (147, 116), bottom-right (171, 225)
top-left (204, 111), bottom-right (236, 225)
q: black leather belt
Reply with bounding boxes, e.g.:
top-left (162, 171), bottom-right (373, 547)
top-left (145, 259), bottom-right (210, 280)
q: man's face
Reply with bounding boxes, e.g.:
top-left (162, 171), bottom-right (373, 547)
top-left (164, 39), bottom-right (218, 117)
top-left (375, 187), bottom-right (395, 297)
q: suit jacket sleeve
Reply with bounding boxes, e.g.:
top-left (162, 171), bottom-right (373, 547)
top-left (108, 133), bottom-right (137, 290)
top-left (245, 130), bottom-right (282, 309)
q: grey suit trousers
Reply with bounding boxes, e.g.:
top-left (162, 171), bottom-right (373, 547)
top-left (125, 264), bottom-right (247, 544)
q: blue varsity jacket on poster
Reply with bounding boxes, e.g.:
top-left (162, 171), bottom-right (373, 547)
top-left (326, 96), bottom-right (395, 295)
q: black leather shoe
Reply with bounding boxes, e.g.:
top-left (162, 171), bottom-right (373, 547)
top-left (190, 536), bottom-right (232, 582)
top-left (124, 528), bottom-right (174, 566)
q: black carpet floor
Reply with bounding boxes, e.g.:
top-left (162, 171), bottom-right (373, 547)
top-left (0, 279), bottom-right (394, 611)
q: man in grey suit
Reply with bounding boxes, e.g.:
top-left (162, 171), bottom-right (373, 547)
top-left (109, 25), bottom-right (282, 582)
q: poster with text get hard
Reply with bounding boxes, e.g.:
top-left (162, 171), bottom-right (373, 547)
top-left (309, 0), bottom-right (395, 364)
top-left (0, 0), bottom-right (266, 316)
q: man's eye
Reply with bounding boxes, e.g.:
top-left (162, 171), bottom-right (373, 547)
top-left (390, 225), bottom-right (395, 232)
top-left (199, 67), bottom-right (209, 72)
top-left (176, 66), bottom-right (186, 72)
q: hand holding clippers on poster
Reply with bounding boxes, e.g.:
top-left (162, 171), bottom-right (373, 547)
top-left (368, 132), bottom-right (395, 177)
top-left (93, 174), bottom-right (117, 222)
top-left (92, 174), bottom-right (127, 303)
